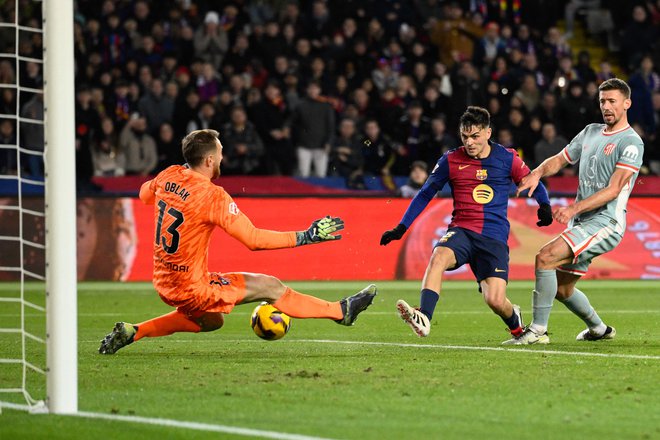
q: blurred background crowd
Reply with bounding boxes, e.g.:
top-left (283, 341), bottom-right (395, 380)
top-left (0, 0), bottom-right (659, 193)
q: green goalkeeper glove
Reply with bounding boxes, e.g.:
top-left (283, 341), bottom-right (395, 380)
top-left (296, 216), bottom-right (345, 246)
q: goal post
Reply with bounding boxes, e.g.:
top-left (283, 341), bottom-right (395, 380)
top-left (44, 0), bottom-right (77, 414)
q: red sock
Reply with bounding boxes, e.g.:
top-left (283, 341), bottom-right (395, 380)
top-left (134, 311), bottom-right (201, 341)
top-left (273, 287), bottom-right (342, 320)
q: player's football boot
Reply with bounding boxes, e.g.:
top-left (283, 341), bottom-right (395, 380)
top-left (396, 299), bottom-right (430, 337)
top-left (99, 322), bottom-right (137, 354)
top-left (576, 325), bottom-right (616, 341)
top-left (336, 284), bottom-right (377, 326)
top-left (501, 326), bottom-right (550, 345)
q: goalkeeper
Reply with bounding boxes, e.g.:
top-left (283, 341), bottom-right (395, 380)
top-left (100, 129), bottom-right (376, 354)
top-left (380, 106), bottom-right (551, 340)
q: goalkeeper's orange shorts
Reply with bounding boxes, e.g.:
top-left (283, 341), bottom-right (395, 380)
top-left (158, 272), bottom-right (247, 316)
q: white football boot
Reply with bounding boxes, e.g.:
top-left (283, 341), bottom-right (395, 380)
top-left (396, 299), bottom-right (431, 337)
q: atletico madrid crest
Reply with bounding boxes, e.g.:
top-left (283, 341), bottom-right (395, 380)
top-left (476, 169), bottom-right (487, 180)
top-left (604, 143), bottom-right (616, 156)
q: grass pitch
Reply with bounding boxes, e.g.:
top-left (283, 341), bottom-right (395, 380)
top-left (1, 280), bottom-right (660, 439)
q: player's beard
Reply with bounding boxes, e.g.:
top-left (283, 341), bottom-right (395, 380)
top-left (602, 112), bottom-right (618, 128)
top-left (212, 165), bottom-right (221, 179)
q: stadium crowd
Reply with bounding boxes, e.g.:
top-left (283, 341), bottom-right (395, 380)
top-left (0, 0), bottom-right (659, 191)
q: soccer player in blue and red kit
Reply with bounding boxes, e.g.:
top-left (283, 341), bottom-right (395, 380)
top-left (380, 106), bottom-right (553, 339)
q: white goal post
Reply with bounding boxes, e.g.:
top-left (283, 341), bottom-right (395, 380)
top-left (44, 0), bottom-right (77, 414)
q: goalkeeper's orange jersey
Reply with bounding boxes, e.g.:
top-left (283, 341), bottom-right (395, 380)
top-left (140, 165), bottom-right (296, 304)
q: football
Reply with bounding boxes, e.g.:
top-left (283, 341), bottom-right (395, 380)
top-left (250, 302), bottom-right (292, 341)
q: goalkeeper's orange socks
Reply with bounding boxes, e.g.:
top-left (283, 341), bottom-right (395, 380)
top-left (273, 287), bottom-right (343, 320)
top-left (134, 311), bottom-right (201, 341)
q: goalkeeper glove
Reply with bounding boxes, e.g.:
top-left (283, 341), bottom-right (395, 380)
top-left (380, 224), bottom-right (407, 246)
top-left (537, 203), bottom-right (553, 227)
top-left (296, 216), bottom-right (345, 246)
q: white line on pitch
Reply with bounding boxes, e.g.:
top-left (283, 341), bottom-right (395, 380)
top-left (0, 401), bottom-right (336, 440)
top-left (78, 338), bottom-right (660, 360)
top-left (291, 339), bottom-right (660, 360)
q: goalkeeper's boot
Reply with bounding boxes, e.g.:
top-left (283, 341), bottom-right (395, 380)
top-left (396, 299), bottom-right (430, 337)
top-left (576, 325), bottom-right (616, 341)
top-left (501, 326), bottom-right (550, 345)
top-left (99, 322), bottom-right (137, 354)
top-left (336, 284), bottom-right (377, 326)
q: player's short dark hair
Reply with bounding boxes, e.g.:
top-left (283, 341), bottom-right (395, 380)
top-left (459, 106), bottom-right (490, 131)
top-left (182, 129), bottom-right (220, 167)
top-left (598, 78), bottom-right (630, 99)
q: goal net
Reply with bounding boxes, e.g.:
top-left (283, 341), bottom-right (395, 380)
top-left (0, 0), bottom-right (77, 414)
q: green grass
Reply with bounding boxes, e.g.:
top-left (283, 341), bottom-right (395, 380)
top-left (1, 280), bottom-right (660, 439)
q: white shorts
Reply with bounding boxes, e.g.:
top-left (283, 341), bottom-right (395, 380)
top-left (557, 217), bottom-right (622, 276)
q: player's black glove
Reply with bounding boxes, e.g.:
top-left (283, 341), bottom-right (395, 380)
top-left (380, 224), bottom-right (407, 246)
top-left (296, 216), bottom-right (344, 246)
top-left (537, 203), bottom-right (553, 227)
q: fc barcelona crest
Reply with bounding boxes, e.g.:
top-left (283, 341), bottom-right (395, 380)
top-left (476, 169), bottom-right (487, 180)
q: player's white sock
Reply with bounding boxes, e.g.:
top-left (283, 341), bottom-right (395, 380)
top-left (530, 323), bottom-right (547, 334)
top-left (559, 288), bottom-right (604, 333)
top-left (531, 269), bottom-right (556, 331)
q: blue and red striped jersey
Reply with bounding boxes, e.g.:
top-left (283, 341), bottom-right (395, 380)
top-left (400, 142), bottom-right (549, 244)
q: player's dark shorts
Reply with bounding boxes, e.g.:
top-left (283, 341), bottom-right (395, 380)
top-left (434, 227), bottom-right (509, 282)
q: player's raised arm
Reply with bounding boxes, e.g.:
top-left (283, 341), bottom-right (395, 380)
top-left (139, 179), bottom-right (156, 205)
top-left (516, 153), bottom-right (568, 197)
top-left (381, 155), bottom-right (449, 246)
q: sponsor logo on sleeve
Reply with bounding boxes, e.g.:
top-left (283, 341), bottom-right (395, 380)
top-left (228, 202), bottom-right (240, 215)
top-left (622, 145), bottom-right (639, 160)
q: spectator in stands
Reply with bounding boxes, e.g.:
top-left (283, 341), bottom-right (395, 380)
top-left (557, 80), bottom-right (593, 139)
top-left (196, 62), bottom-right (221, 103)
top-left (221, 105), bottom-right (265, 175)
top-left (427, 116), bottom-right (459, 164)
top-left (392, 100), bottom-right (432, 175)
top-left (533, 122), bottom-right (567, 169)
top-left (329, 118), bottom-right (364, 189)
top-left (155, 122), bottom-right (182, 172)
top-left (92, 117), bottom-right (125, 177)
top-left (575, 50), bottom-right (597, 83)
top-left (250, 82), bottom-right (295, 176)
top-left (361, 118), bottom-right (396, 188)
top-left (223, 33), bottom-right (254, 76)
top-left (171, 89), bottom-right (200, 141)
top-left (474, 22), bottom-right (506, 68)
top-left (290, 80), bottom-right (335, 177)
top-left (397, 160), bottom-right (429, 198)
top-left (0, 119), bottom-right (16, 175)
top-left (628, 55), bottom-right (659, 135)
top-left (430, 2), bottom-right (484, 68)
top-left (20, 93), bottom-right (43, 177)
top-left (75, 86), bottom-right (100, 187)
top-left (621, 5), bottom-right (657, 71)
top-left (138, 78), bottom-right (174, 136)
top-left (514, 73), bottom-right (541, 114)
top-left (188, 101), bottom-right (220, 133)
top-left (506, 107), bottom-right (534, 161)
top-left (596, 60), bottom-right (616, 84)
top-left (120, 112), bottom-right (157, 176)
top-left (372, 58), bottom-right (399, 93)
top-left (194, 11), bottom-right (229, 71)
